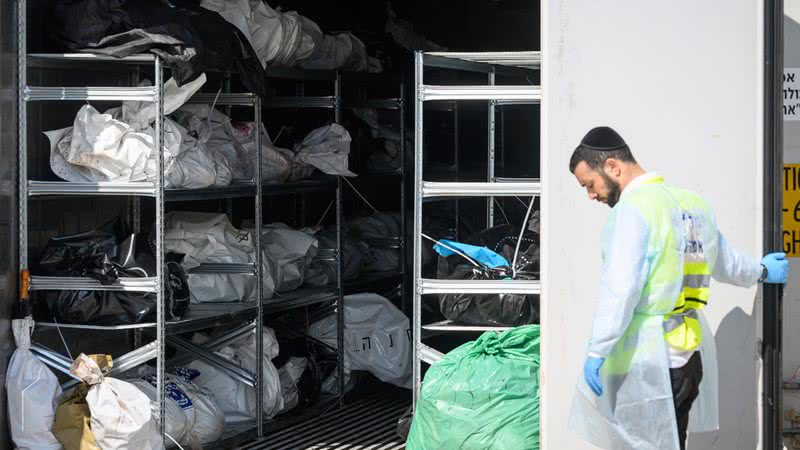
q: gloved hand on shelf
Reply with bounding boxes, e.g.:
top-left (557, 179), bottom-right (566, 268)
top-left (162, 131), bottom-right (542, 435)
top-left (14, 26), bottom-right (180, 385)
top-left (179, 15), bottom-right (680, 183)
top-left (761, 252), bottom-right (789, 284)
top-left (583, 356), bottom-right (605, 396)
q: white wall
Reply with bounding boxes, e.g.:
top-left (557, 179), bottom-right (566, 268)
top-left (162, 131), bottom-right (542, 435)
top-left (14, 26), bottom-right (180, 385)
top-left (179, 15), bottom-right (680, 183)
top-left (541, 1), bottom-right (765, 449)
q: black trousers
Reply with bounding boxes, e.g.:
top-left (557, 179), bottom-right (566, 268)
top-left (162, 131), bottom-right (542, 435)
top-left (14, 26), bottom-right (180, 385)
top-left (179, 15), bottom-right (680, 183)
top-left (670, 351), bottom-right (704, 450)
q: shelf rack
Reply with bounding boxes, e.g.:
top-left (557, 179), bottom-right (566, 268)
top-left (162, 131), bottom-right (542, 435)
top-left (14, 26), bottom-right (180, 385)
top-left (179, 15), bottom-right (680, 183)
top-left (411, 51), bottom-right (541, 406)
top-left (343, 73), bottom-right (409, 310)
top-left (19, 7), bottom-right (346, 445)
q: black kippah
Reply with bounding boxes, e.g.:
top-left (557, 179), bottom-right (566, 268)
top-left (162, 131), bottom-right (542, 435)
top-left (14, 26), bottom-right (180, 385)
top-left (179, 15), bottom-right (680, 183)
top-left (579, 126), bottom-right (627, 151)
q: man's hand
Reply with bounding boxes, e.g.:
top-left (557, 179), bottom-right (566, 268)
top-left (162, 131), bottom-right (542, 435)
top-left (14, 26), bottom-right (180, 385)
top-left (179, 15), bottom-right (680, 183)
top-left (761, 252), bottom-right (789, 284)
top-left (584, 356), bottom-right (605, 396)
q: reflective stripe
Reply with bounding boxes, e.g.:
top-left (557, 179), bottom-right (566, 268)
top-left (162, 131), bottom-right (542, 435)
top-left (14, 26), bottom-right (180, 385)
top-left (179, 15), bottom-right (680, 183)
top-left (664, 310), bottom-right (693, 333)
top-left (682, 274), bottom-right (710, 289)
top-left (684, 261), bottom-right (710, 275)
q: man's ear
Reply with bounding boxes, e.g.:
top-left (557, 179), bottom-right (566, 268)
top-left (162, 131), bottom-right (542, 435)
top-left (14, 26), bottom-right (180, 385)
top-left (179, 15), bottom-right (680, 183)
top-left (604, 158), bottom-right (622, 178)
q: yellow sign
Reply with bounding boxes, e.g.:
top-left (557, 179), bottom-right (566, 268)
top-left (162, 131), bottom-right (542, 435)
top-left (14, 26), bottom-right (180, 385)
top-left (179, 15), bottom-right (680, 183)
top-left (784, 164), bottom-right (800, 257)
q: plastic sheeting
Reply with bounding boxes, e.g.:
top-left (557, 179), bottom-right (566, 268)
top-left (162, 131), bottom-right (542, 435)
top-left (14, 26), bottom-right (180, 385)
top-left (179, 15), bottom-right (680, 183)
top-left (201, 0), bottom-right (379, 72)
top-left (172, 367), bottom-right (225, 447)
top-left (260, 224), bottom-right (318, 299)
top-left (164, 212), bottom-right (256, 303)
top-left (349, 212), bottom-right (401, 272)
top-left (188, 327), bottom-right (283, 423)
top-left (294, 124), bottom-right (356, 177)
top-left (128, 366), bottom-right (225, 448)
top-left (200, 0), bottom-right (314, 68)
top-left (406, 325), bottom-right (541, 450)
top-left (305, 225), bottom-right (367, 286)
top-left (44, 75), bottom-right (219, 189)
top-left (49, 0), bottom-right (267, 96)
top-left (352, 107), bottom-right (409, 173)
top-left (229, 122), bottom-right (300, 182)
top-left (36, 221), bottom-right (190, 325)
top-left (277, 357), bottom-right (308, 414)
top-left (6, 318), bottom-right (62, 450)
top-left (299, 31), bottom-right (381, 73)
top-left (436, 223), bottom-right (540, 327)
top-left (173, 104), bottom-right (252, 182)
top-left (309, 293), bottom-right (411, 390)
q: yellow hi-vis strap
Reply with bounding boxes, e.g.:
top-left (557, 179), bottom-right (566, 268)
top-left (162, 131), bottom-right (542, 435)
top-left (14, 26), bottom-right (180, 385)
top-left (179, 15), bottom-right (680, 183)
top-left (664, 313), bottom-right (703, 352)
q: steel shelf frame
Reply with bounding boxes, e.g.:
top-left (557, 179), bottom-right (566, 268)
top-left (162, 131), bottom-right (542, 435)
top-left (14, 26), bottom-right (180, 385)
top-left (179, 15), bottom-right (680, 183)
top-left (18, 10), bottom-right (273, 440)
top-left (346, 74), bottom-right (409, 312)
top-left (262, 68), bottom-right (346, 408)
top-left (412, 51), bottom-right (541, 407)
top-left (21, 29), bottom-right (347, 446)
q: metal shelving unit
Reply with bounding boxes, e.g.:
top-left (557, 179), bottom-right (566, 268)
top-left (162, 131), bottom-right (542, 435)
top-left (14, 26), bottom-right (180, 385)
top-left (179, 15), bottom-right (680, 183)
top-left (343, 74), bottom-right (409, 310)
top-left (19, 7), bottom-right (347, 445)
top-left (260, 68), bottom-right (346, 409)
top-left (412, 51), bottom-right (541, 405)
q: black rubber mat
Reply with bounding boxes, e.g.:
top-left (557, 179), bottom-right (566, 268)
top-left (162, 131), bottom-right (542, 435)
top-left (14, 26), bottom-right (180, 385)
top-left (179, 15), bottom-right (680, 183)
top-left (235, 394), bottom-right (409, 450)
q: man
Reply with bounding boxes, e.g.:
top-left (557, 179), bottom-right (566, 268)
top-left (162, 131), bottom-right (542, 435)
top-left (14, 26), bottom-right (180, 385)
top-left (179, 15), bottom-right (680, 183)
top-left (567, 126), bottom-right (788, 450)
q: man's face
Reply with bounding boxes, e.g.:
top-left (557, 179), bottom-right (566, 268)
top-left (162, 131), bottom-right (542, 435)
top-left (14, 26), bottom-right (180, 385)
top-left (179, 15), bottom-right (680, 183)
top-left (573, 161), bottom-right (621, 208)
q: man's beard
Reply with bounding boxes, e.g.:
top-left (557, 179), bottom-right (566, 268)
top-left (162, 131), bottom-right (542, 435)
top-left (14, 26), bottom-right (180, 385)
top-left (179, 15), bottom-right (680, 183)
top-left (600, 171), bottom-right (621, 208)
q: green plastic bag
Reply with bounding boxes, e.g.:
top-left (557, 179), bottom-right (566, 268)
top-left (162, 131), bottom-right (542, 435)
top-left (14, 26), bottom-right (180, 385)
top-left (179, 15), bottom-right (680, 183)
top-left (407, 325), bottom-right (540, 450)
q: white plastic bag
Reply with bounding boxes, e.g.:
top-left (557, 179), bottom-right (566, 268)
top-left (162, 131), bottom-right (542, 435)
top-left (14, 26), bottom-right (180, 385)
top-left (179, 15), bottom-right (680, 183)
top-left (231, 122), bottom-right (297, 182)
top-left (201, 0), bottom-right (313, 68)
top-left (309, 293), bottom-right (412, 389)
top-left (260, 223), bottom-right (318, 298)
top-left (6, 317), bottom-right (62, 450)
top-left (294, 124), bottom-right (356, 177)
top-left (174, 375), bottom-right (225, 447)
top-left (164, 212), bottom-right (256, 303)
top-left (129, 379), bottom-right (190, 447)
top-left (44, 74), bottom-right (207, 186)
top-left (277, 357), bottom-right (307, 414)
top-left (71, 354), bottom-right (164, 450)
top-left (188, 327), bottom-right (283, 423)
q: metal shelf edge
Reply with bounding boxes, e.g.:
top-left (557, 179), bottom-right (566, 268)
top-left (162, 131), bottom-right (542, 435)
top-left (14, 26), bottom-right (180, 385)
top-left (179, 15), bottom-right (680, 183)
top-left (421, 181), bottom-right (541, 198)
top-left (421, 320), bottom-right (513, 332)
top-left (29, 276), bottom-right (159, 292)
top-left (24, 86), bottom-right (157, 102)
top-left (421, 85), bottom-right (541, 102)
top-left (28, 181), bottom-right (156, 197)
top-left (419, 278), bottom-right (541, 295)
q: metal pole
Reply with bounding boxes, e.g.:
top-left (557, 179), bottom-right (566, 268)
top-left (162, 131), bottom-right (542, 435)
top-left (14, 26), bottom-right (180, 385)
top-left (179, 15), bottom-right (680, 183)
top-left (17, 0), bottom-right (27, 274)
top-left (763, 0), bottom-right (784, 447)
top-left (335, 71), bottom-right (342, 124)
top-left (399, 75), bottom-right (408, 314)
top-left (153, 56), bottom-right (166, 440)
top-left (334, 70), bottom-right (345, 402)
top-left (336, 176), bottom-right (345, 402)
top-left (412, 51), bottom-right (424, 408)
top-left (487, 69), bottom-right (496, 228)
top-left (453, 103), bottom-right (460, 241)
top-left (255, 96), bottom-right (265, 436)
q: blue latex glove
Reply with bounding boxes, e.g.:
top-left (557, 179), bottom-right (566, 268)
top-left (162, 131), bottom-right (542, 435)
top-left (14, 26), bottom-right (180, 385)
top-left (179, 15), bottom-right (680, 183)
top-left (433, 239), bottom-right (510, 268)
top-left (761, 252), bottom-right (788, 284)
top-left (583, 356), bottom-right (605, 396)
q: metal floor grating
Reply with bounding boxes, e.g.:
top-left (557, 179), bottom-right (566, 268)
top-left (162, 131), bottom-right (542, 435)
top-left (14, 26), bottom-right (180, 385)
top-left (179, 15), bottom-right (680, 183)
top-left (236, 393), bottom-right (409, 450)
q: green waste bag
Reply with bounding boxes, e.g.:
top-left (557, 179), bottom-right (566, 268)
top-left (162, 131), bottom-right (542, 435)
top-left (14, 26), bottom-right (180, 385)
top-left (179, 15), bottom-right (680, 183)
top-left (406, 325), bottom-right (540, 450)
